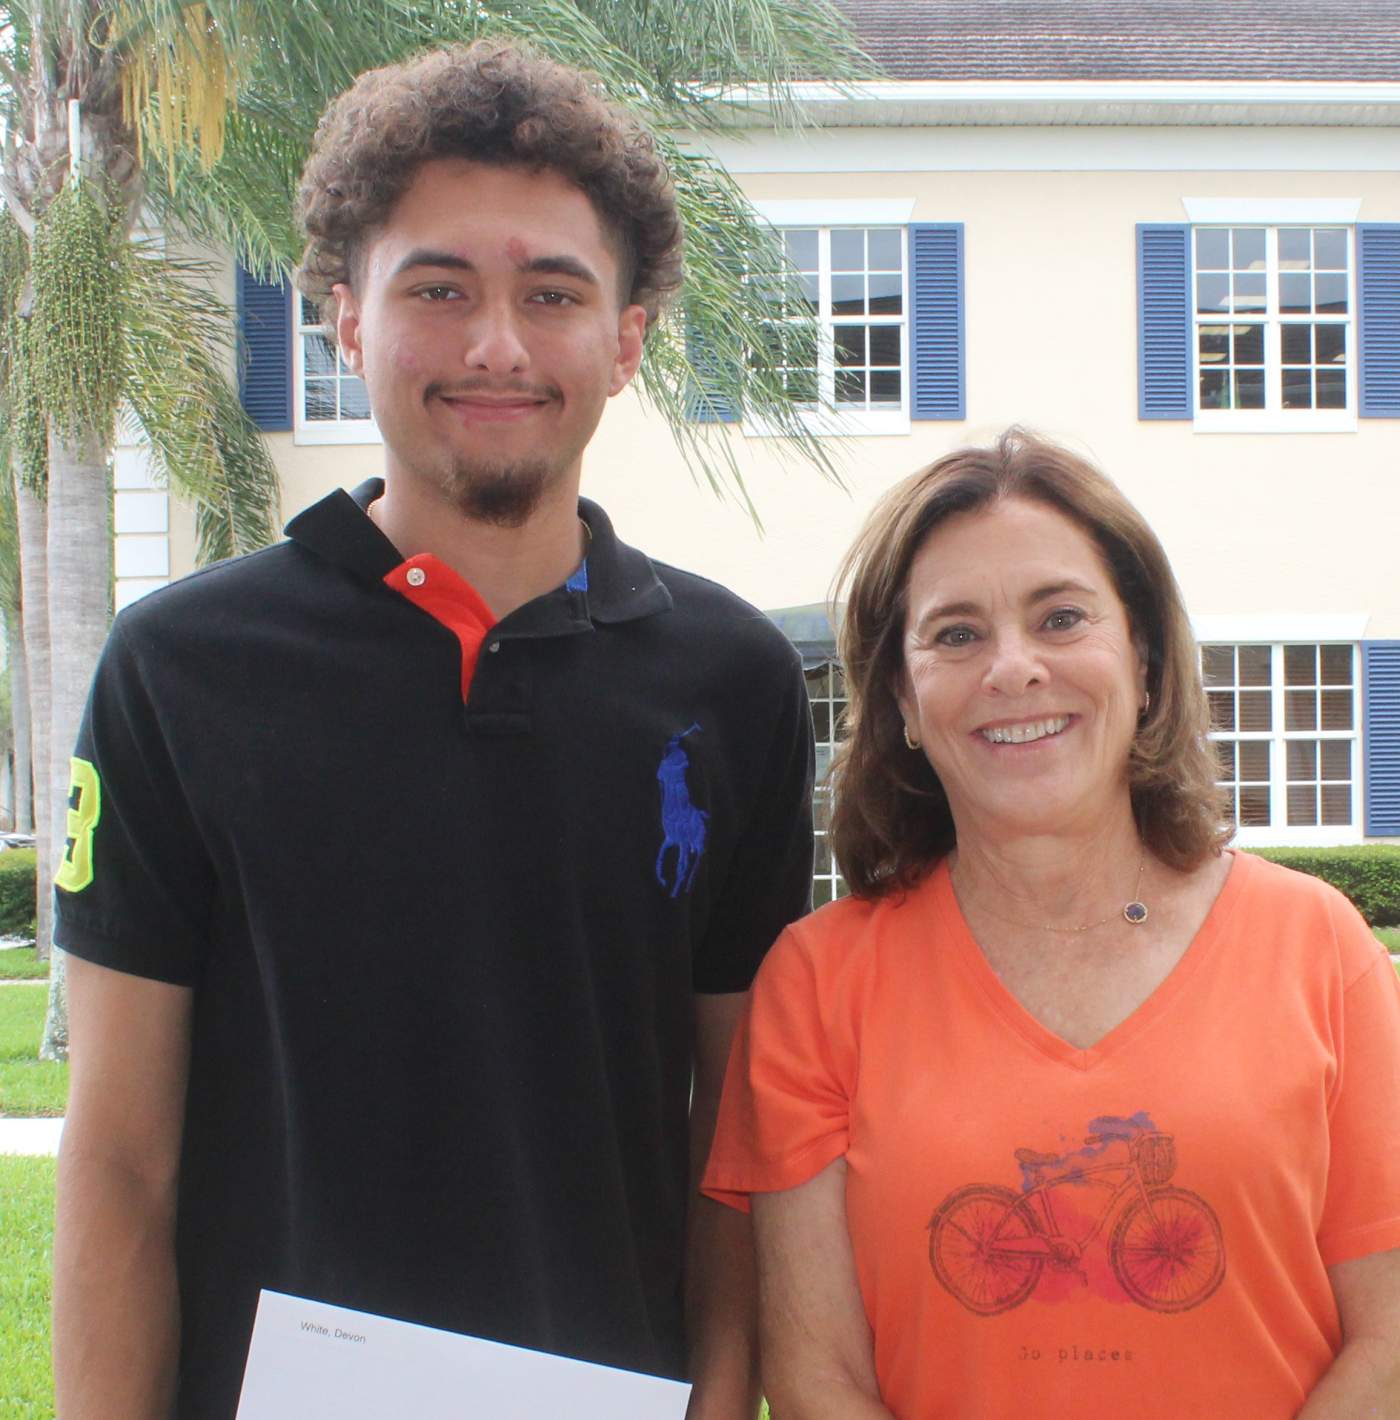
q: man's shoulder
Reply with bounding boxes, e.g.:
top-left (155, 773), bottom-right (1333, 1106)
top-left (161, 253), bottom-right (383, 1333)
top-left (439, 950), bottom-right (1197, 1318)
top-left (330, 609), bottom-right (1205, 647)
top-left (648, 559), bottom-right (804, 673)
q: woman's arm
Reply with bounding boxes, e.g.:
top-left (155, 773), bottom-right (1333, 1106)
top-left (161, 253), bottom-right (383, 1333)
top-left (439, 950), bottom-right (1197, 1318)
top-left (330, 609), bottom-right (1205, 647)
top-left (751, 1158), bottom-right (896, 1420)
top-left (1296, 1248), bottom-right (1400, 1418)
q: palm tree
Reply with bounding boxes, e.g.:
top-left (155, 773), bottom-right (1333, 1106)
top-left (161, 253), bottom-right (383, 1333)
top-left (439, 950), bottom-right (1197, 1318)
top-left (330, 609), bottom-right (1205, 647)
top-left (0, 0), bottom-right (870, 1058)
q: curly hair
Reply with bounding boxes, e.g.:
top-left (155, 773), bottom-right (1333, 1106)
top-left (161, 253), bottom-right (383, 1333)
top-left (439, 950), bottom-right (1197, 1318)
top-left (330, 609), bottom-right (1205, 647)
top-left (830, 428), bottom-right (1230, 898)
top-left (296, 40), bottom-right (683, 334)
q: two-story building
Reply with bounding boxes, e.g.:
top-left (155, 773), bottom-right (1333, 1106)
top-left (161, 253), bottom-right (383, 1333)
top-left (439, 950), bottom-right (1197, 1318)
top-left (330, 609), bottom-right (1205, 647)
top-left (119, 0), bottom-right (1400, 900)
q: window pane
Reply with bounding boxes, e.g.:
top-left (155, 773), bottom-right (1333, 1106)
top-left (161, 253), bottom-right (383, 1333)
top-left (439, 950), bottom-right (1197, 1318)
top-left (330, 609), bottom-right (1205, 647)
top-left (1287, 783), bottom-right (1318, 825)
top-left (811, 700), bottom-right (830, 741)
top-left (1234, 370), bottom-right (1265, 408)
top-left (1315, 273), bottom-right (1347, 315)
top-left (1284, 644), bottom-right (1317, 684)
top-left (1314, 228), bottom-right (1347, 270)
top-left (340, 378), bottom-right (371, 420)
top-left (1321, 689), bottom-right (1353, 729)
top-left (1240, 785), bottom-right (1271, 825)
top-left (834, 326), bottom-right (864, 366)
top-left (1233, 324), bottom-right (1264, 364)
top-left (1233, 274), bottom-right (1266, 312)
top-left (836, 368), bottom-right (866, 404)
top-left (798, 273), bottom-right (820, 311)
top-left (1196, 228), bottom-right (1230, 269)
top-left (1286, 740), bottom-right (1317, 779)
top-left (1196, 274), bottom-right (1230, 314)
top-left (1282, 370), bottom-right (1313, 409)
top-left (1285, 689), bottom-right (1317, 731)
top-left (1316, 369), bottom-right (1346, 408)
top-left (304, 379), bottom-right (336, 420)
top-left (831, 275), bottom-right (864, 316)
top-left (867, 274), bottom-right (902, 316)
top-left (1239, 691), bottom-right (1272, 731)
top-left (1239, 645), bottom-right (1271, 686)
top-left (870, 370), bottom-right (901, 403)
top-left (304, 333), bottom-right (336, 375)
top-left (784, 229), bottom-right (818, 269)
top-left (1201, 644), bottom-right (1234, 686)
top-left (868, 326), bottom-right (900, 365)
top-left (1200, 370), bottom-right (1229, 408)
top-left (1240, 740), bottom-right (1271, 781)
top-left (1214, 741), bottom-right (1236, 778)
top-left (1279, 273), bottom-right (1312, 314)
top-left (830, 229), bottom-right (864, 271)
top-left (1233, 228), bottom-right (1266, 269)
top-left (1315, 324), bottom-right (1345, 365)
top-left (1280, 325), bottom-right (1312, 365)
top-left (814, 834), bottom-right (832, 874)
top-left (1199, 327), bottom-right (1229, 364)
top-left (1208, 691), bottom-right (1236, 731)
top-left (867, 229), bottom-right (902, 270)
top-left (785, 366), bottom-right (818, 403)
top-left (299, 294), bottom-right (319, 324)
top-left (813, 878), bottom-right (833, 908)
top-left (1278, 228), bottom-right (1312, 269)
top-left (1321, 784), bottom-right (1351, 825)
top-left (1321, 740), bottom-right (1351, 779)
top-left (1320, 644), bottom-right (1352, 684)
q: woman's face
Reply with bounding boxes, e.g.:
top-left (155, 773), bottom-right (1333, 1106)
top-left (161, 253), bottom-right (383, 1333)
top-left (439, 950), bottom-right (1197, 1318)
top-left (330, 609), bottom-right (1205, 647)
top-left (896, 497), bottom-right (1147, 845)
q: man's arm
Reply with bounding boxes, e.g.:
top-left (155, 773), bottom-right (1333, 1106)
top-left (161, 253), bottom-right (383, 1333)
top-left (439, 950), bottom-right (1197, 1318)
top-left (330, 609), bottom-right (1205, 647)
top-left (1295, 1247), bottom-right (1400, 1418)
top-left (685, 990), bottom-right (761, 1420)
top-left (53, 953), bottom-right (193, 1420)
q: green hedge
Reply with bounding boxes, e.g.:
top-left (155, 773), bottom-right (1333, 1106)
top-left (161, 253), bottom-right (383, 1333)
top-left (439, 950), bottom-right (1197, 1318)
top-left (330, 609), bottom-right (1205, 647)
top-left (0, 849), bottom-right (36, 937)
top-left (1246, 845), bottom-right (1400, 927)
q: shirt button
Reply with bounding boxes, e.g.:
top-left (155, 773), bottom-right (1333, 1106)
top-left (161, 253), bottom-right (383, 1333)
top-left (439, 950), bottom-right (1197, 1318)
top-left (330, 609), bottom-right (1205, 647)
top-left (487, 641), bottom-right (501, 654)
top-left (406, 567), bottom-right (426, 587)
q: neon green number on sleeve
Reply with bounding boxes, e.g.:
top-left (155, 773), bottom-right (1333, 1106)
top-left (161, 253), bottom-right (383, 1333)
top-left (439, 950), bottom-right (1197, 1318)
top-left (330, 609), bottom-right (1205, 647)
top-left (55, 757), bottom-right (101, 893)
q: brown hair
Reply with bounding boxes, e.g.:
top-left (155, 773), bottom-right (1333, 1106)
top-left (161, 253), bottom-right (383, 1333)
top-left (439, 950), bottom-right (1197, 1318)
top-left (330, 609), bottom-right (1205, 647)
top-left (296, 40), bottom-right (683, 333)
top-left (830, 428), bottom-right (1229, 897)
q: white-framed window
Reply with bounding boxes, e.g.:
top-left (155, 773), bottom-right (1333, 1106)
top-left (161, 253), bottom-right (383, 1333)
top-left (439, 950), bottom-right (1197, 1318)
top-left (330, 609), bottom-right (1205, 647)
top-left (1193, 225), bottom-right (1356, 433)
top-left (294, 295), bottom-right (381, 445)
top-left (806, 663), bottom-right (850, 906)
top-left (1202, 642), bottom-right (1360, 845)
top-left (752, 225), bottom-right (911, 438)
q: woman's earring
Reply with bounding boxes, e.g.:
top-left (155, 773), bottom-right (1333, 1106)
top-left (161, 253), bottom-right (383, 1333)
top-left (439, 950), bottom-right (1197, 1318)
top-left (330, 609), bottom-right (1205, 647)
top-left (1141, 690), bottom-right (1152, 716)
top-left (903, 725), bottom-right (919, 751)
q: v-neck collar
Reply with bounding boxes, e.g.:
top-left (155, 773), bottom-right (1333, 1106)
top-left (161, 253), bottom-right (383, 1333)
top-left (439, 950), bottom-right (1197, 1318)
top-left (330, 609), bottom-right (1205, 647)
top-left (930, 849), bottom-right (1251, 1071)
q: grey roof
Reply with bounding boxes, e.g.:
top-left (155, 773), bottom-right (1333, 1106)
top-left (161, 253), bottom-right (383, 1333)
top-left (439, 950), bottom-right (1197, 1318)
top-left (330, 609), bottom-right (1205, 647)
top-left (839, 0), bottom-right (1400, 82)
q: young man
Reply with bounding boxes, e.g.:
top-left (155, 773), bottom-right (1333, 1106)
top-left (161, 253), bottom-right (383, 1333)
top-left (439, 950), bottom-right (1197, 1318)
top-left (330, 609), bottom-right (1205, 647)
top-left (51, 43), bottom-right (813, 1420)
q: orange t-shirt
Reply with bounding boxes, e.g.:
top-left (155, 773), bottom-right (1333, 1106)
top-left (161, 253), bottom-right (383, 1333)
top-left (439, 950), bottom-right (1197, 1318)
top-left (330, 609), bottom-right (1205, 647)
top-left (703, 852), bottom-right (1400, 1419)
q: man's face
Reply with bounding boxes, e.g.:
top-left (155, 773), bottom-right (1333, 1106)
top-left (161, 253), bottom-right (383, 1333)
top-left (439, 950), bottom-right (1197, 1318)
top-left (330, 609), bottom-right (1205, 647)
top-left (334, 159), bottom-right (647, 526)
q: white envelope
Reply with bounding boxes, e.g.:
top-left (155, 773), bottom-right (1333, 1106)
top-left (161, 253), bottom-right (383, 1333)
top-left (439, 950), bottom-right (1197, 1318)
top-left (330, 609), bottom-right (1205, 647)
top-left (235, 1290), bottom-right (692, 1419)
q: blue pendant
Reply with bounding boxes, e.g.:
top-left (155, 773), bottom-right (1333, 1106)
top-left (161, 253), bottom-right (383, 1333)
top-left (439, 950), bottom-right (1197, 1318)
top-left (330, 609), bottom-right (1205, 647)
top-left (1124, 901), bottom-right (1149, 925)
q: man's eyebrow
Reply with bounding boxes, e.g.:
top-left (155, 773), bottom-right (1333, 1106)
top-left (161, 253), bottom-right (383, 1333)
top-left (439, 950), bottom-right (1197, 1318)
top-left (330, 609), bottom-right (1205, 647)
top-left (389, 249), bottom-right (601, 287)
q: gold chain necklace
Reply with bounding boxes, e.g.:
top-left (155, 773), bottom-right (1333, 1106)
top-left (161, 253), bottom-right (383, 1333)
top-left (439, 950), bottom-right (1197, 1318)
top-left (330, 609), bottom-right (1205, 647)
top-left (956, 855), bottom-right (1149, 934)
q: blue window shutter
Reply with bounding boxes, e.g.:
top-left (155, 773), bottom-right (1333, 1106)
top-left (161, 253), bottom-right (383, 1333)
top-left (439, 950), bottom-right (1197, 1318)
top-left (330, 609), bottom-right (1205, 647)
top-left (908, 223), bottom-right (964, 420)
top-left (684, 317), bottom-right (738, 424)
top-left (1363, 641), bottom-right (1400, 836)
top-left (1358, 224), bottom-right (1400, 418)
top-left (236, 262), bottom-right (292, 431)
top-left (1137, 224), bottom-right (1192, 421)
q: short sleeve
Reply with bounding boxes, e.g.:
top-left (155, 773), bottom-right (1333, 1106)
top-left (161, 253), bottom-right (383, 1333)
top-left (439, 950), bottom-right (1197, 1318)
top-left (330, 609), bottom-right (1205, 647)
top-left (693, 643), bottom-right (814, 993)
top-left (1317, 897), bottom-right (1400, 1267)
top-left (701, 921), bottom-right (854, 1211)
top-left (54, 618), bottom-right (216, 985)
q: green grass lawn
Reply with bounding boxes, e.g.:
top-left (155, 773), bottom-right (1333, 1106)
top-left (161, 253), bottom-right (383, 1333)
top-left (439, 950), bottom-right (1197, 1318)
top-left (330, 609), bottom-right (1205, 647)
top-left (0, 986), bottom-right (67, 1117)
top-left (0, 946), bottom-right (46, 981)
top-left (0, 1155), bottom-right (54, 1417)
top-left (1376, 925), bottom-right (1400, 954)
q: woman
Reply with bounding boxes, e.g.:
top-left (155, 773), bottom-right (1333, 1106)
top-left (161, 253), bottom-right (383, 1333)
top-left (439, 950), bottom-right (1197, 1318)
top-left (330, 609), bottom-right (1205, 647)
top-left (702, 431), bottom-right (1400, 1418)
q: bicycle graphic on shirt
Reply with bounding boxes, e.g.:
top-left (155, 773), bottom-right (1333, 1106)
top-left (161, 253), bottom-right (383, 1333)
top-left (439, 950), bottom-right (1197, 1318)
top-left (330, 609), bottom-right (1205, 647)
top-left (928, 1126), bottom-right (1225, 1316)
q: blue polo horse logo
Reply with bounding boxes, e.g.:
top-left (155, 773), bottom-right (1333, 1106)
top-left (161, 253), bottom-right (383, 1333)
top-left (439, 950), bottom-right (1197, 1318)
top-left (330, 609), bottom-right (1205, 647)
top-left (656, 724), bottom-right (708, 898)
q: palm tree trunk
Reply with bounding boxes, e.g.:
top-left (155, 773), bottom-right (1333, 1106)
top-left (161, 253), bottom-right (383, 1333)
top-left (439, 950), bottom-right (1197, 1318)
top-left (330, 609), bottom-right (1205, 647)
top-left (14, 465), bottom-right (51, 960)
top-left (8, 608), bottom-right (33, 835)
top-left (40, 429), bottom-right (110, 1062)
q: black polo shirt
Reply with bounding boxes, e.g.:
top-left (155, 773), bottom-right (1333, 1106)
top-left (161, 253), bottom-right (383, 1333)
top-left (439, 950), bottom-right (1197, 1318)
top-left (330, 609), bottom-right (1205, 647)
top-left (55, 482), bottom-right (814, 1419)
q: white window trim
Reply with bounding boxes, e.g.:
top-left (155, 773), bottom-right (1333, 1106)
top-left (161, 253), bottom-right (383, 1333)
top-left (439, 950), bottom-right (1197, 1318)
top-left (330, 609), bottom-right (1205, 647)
top-left (1181, 198), bottom-right (1361, 225)
top-left (1190, 223), bottom-right (1357, 435)
top-left (292, 299), bottom-right (383, 446)
top-left (1192, 614), bottom-right (1369, 643)
top-left (1204, 641), bottom-right (1363, 848)
top-left (744, 219), bottom-right (913, 440)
